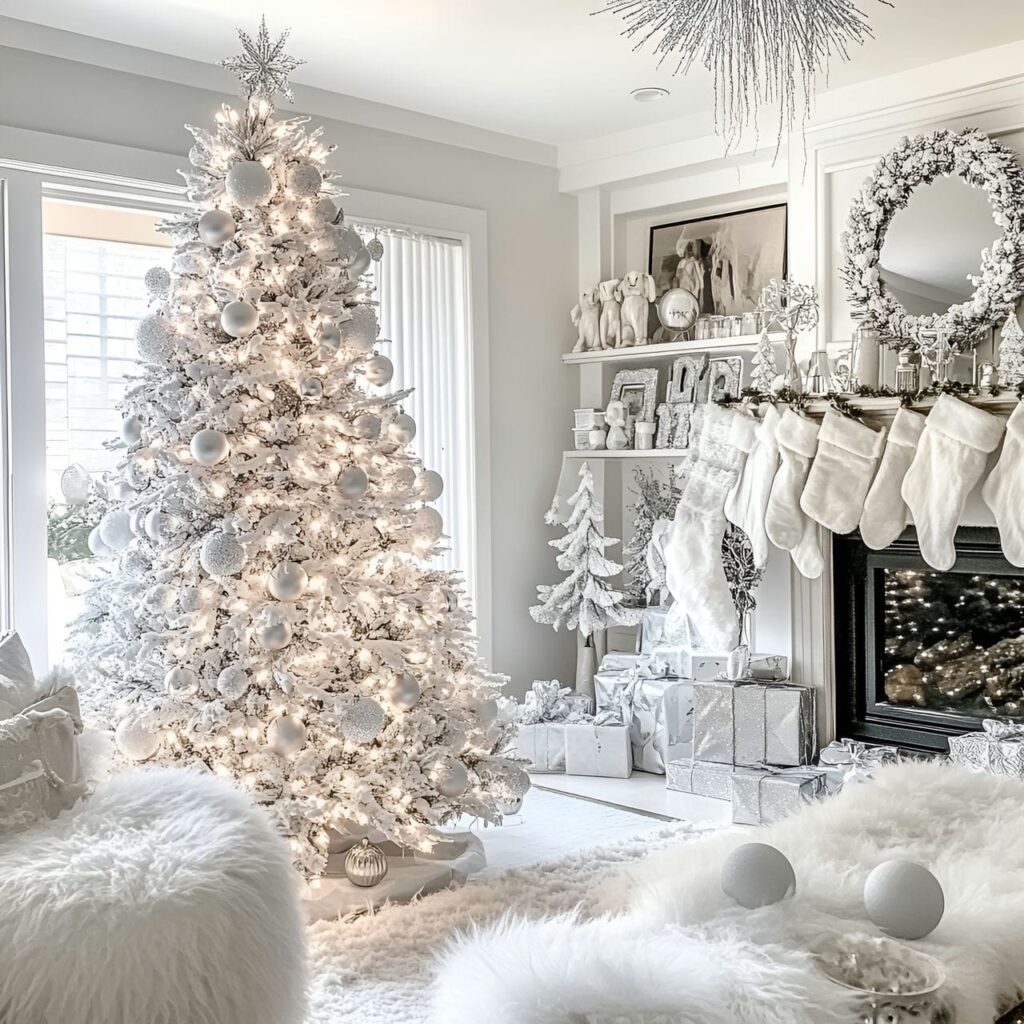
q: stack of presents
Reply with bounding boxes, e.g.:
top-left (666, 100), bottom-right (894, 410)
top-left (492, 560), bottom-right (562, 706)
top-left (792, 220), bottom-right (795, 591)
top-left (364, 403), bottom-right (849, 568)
top-left (512, 606), bottom-right (907, 825)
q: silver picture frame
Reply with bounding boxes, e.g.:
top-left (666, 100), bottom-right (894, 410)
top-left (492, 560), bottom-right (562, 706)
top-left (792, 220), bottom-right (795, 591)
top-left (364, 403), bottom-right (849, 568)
top-left (609, 368), bottom-right (659, 444)
top-left (667, 355), bottom-right (709, 404)
top-left (707, 356), bottom-right (743, 401)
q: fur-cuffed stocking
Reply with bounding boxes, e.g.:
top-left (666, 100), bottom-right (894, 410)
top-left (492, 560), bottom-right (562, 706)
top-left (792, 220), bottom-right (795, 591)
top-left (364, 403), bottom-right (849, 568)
top-left (983, 402), bottom-right (1024, 566)
top-left (725, 404), bottom-right (781, 569)
top-left (859, 408), bottom-right (926, 550)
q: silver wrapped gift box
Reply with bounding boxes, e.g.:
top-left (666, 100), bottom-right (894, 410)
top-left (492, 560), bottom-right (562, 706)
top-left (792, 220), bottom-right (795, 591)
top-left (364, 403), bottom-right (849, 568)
top-left (511, 723), bottom-right (566, 773)
top-left (948, 720), bottom-right (1024, 778)
top-left (637, 606), bottom-right (690, 653)
top-left (563, 723), bottom-right (632, 779)
top-left (817, 737), bottom-right (901, 793)
top-left (730, 766), bottom-right (829, 825)
top-left (665, 756), bottom-right (733, 800)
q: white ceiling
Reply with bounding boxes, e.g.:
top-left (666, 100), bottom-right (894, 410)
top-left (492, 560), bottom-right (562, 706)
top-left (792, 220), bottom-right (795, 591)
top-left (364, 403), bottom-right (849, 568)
top-left (3, 0), bottom-right (1024, 146)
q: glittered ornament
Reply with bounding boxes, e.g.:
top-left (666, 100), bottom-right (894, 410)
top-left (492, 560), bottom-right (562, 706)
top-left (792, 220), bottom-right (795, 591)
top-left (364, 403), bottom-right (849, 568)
top-left (344, 838), bottom-right (389, 887)
top-left (190, 428), bottom-right (230, 466)
top-left (721, 843), bottom-right (796, 909)
top-left (216, 664), bottom-right (250, 700)
top-left (367, 235), bottom-right (384, 262)
top-left (256, 619), bottom-right (292, 651)
top-left (144, 266), bottom-right (172, 298)
top-left (144, 583), bottom-right (178, 613)
top-left (268, 561), bottom-right (308, 601)
top-left (267, 713), bottom-right (307, 755)
top-left (362, 354), bottom-right (394, 387)
top-left (87, 526), bottom-right (111, 557)
top-left (419, 470), bottom-right (444, 501)
top-left (388, 414), bottom-right (416, 444)
top-left (121, 548), bottom-right (149, 578)
top-left (338, 466), bottom-right (369, 499)
top-left (225, 159), bottom-right (274, 208)
top-left (341, 305), bottom-right (377, 351)
top-left (98, 509), bottom-right (133, 552)
top-left (115, 717), bottom-right (160, 762)
top-left (318, 322), bottom-right (342, 354)
top-left (200, 531), bottom-right (247, 576)
top-left (434, 759), bottom-right (469, 799)
top-left (299, 376), bottom-right (324, 401)
top-left (120, 415), bottom-right (143, 446)
top-left (136, 313), bottom-right (176, 363)
top-left (342, 697), bottom-right (385, 744)
top-left (60, 464), bottom-right (92, 505)
top-left (389, 672), bottom-right (421, 711)
top-left (864, 861), bottom-right (945, 940)
top-left (197, 208), bottom-right (237, 246)
top-left (287, 160), bottom-right (322, 198)
top-left (353, 413), bottom-right (381, 440)
top-left (413, 507), bottom-right (444, 542)
top-left (145, 509), bottom-right (181, 547)
top-left (221, 299), bottom-right (260, 339)
top-left (164, 666), bottom-right (199, 696)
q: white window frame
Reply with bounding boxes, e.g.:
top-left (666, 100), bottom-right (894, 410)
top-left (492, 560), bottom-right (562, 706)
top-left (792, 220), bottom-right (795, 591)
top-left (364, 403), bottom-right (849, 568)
top-left (0, 126), bottom-right (493, 670)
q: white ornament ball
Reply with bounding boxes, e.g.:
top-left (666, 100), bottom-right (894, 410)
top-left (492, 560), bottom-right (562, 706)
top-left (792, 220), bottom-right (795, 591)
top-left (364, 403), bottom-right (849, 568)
top-left (129, 508), bottom-right (148, 537)
top-left (267, 713), bottom-right (307, 756)
top-left (197, 208), bottom-right (236, 246)
top-left (60, 464), bottom-right (92, 505)
top-left (256, 619), bottom-right (292, 651)
top-left (87, 525), bottom-right (112, 557)
top-left (268, 561), bottom-right (308, 602)
top-left (200, 532), bottom-right (247, 576)
top-left (144, 583), bottom-right (178, 613)
top-left (120, 415), bottom-right (143, 446)
top-left (144, 266), bottom-right (172, 298)
top-left (121, 548), bottom-right (149, 578)
top-left (434, 759), bottom-right (469, 799)
top-left (476, 698), bottom-right (498, 726)
top-left (338, 466), bottom-right (369, 499)
top-left (225, 159), bottom-right (274, 209)
top-left (164, 666), bottom-right (199, 697)
top-left (145, 509), bottom-right (180, 546)
top-left (353, 413), bottom-right (381, 439)
top-left (136, 314), bottom-right (176, 363)
top-left (190, 428), bottom-right (230, 466)
top-left (179, 586), bottom-right (203, 612)
top-left (413, 507), bottom-right (444, 542)
top-left (342, 697), bottom-right (385, 744)
top-left (287, 160), bottom-right (322, 198)
top-left (216, 664), bottom-right (250, 700)
top-left (98, 509), bottom-right (133, 552)
top-left (721, 843), bottom-right (796, 909)
top-left (389, 672), bottom-right (421, 711)
top-left (299, 376), bottom-right (324, 401)
top-left (341, 305), bottom-right (377, 351)
top-left (864, 860), bottom-right (945, 940)
top-left (221, 299), bottom-right (260, 339)
top-left (363, 354), bottom-right (394, 387)
top-left (115, 717), bottom-right (160, 762)
top-left (348, 244), bottom-right (372, 278)
top-left (319, 322), bottom-right (342, 355)
top-left (388, 413), bottom-right (416, 444)
top-left (419, 470), bottom-right (444, 501)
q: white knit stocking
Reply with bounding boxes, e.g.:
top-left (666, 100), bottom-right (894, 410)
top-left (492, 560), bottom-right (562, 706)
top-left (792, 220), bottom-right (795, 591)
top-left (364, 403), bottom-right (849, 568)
top-left (983, 401), bottom-right (1024, 566)
top-left (765, 410), bottom-right (822, 578)
top-left (859, 408), bottom-right (926, 550)
top-left (725, 404), bottom-right (781, 569)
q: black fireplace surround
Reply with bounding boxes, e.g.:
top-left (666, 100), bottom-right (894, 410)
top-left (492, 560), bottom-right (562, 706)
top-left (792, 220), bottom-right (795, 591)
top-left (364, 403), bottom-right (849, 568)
top-left (833, 527), bottom-right (1024, 753)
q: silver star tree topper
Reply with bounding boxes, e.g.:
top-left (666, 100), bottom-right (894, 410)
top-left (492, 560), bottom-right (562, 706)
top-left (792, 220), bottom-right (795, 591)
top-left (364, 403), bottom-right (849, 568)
top-left (220, 17), bottom-right (305, 103)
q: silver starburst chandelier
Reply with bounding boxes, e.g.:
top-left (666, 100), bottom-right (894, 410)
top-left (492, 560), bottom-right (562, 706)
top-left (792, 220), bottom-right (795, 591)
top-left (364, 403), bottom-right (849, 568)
top-left (601, 0), bottom-right (892, 152)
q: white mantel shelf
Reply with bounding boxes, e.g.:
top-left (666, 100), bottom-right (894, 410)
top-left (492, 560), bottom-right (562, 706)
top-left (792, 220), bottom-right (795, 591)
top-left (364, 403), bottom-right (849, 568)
top-left (803, 392), bottom-right (1020, 423)
top-left (563, 449), bottom-right (688, 459)
top-left (562, 333), bottom-right (785, 366)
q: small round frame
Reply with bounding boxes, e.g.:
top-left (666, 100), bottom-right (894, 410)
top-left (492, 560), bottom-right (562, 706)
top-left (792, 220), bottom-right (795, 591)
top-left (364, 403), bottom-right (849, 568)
top-left (840, 128), bottom-right (1024, 352)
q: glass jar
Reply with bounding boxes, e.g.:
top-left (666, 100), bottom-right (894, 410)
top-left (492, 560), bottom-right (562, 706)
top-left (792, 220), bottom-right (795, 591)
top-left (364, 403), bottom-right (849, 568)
top-left (695, 317), bottom-right (710, 341)
top-left (710, 315), bottom-right (726, 339)
top-left (741, 311), bottom-right (760, 336)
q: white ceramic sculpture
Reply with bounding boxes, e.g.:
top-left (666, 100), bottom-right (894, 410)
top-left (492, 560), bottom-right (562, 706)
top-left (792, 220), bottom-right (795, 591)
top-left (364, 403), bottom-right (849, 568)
top-left (571, 288), bottom-right (603, 353)
top-left (619, 271), bottom-right (656, 347)
top-left (604, 400), bottom-right (629, 450)
top-left (598, 279), bottom-right (623, 349)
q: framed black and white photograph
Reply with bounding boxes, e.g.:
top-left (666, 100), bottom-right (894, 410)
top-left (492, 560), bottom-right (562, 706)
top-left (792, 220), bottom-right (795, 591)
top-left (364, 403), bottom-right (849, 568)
top-left (648, 204), bottom-right (788, 316)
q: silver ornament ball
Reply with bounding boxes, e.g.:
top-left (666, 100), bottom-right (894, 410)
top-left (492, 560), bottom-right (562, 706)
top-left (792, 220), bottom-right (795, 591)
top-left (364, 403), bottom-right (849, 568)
top-left (300, 376), bottom-right (324, 401)
top-left (221, 299), bottom-right (260, 339)
top-left (60, 464), bottom-right (92, 505)
top-left (144, 266), bottom-right (172, 298)
top-left (864, 860), bottom-right (945, 940)
top-left (316, 196), bottom-right (341, 223)
top-left (338, 466), bottom-right (369, 499)
top-left (498, 796), bottom-right (523, 815)
top-left (267, 713), bottom-right (307, 756)
top-left (353, 413), bottom-right (381, 440)
top-left (414, 506), bottom-right (444, 543)
top-left (347, 245), bottom-right (372, 278)
top-left (344, 838), bottom-right (389, 888)
top-left (115, 717), bottom-right (160, 762)
top-left (197, 208), bottom-right (236, 247)
top-left (721, 843), bottom-right (797, 909)
top-left (164, 666), bottom-right (199, 697)
top-left (389, 672), bottom-right (422, 711)
top-left (268, 561), bottom-right (308, 602)
top-left (190, 428), bottom-right (230, 466)
top-left (341, 306), bottom-right (377, 352)
top-left (144, 583), bottom-right (178, 613)
top-left (388, 413), bottom-right (416, 444)
top-left (225, 159), bottom-right (274, 209)
top-left (98, 509), bottom-right (134, 552)
top-left (362, 354), bottom-right (394, 387)
top-left (367, 236), bottom-right (385, 262)
top-left (256, 619), bottom-right (292, 651)
top-left (145, 509), bottom-right (181, 547)
top-left (318, 322), bottom-right (342, 354)
top-left (332, 223), bottom-right (366, 262)
top-left (342, 697), bottom-right (385, 744)
top-left (121, 548), bottom-right (150, 578)
top-left (200, 532), bottom-right (247, 576)
top-left (179, 586), bottom-right (203, 612)
top-left (120, 415), bottom-right (143, 446)
top-left (419, 470), bottom-right (444, 501)
top-left (287, 160), bottom-right (322, 198)
top-left (393, 465), bottom-right (417, 490)
top-left (136, 314), bottom-right (176, 363)
top-left (434, 759), bottom-right (470, 799)
top-left (216, 664), bottom-right (250, 700)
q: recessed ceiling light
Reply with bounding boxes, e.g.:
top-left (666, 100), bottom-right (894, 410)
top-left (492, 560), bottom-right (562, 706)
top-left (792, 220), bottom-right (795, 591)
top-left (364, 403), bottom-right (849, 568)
top-left (631, 87), bottom-right (670, 103)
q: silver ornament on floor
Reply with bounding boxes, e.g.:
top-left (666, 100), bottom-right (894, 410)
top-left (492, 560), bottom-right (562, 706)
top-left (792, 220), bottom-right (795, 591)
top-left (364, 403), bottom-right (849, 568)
top-left (418, 470), bottom-right (444, 501)
top-left (864, 860), bottom-right (945, 941)
top-left (434, 759), bottom-right (469, 799)
top-left (99, 509), bottom-right (134, 552)
top-left (255, 619), bottom-right (292, 651)
top-left (120, 415), bottom-right (143, 446)
top-left (338, 466), bottom-right (369, 499)
top-left (164, 666), bottom-right (199, 697)
top-left (287, 159), bottom-right (322, 198)
top-left (318, 322), bottom-right (342, 355)
top-left (299, 376), bottom-right (324, 401)
top-left (115, 716), bottom-right (160, 762)
top-left (344, 838), bottom-right (389, 887)
top-left (225, 159), bottom-right (274, 208)
top-left (389, 672), bottom-right (421, 711)
top-left (268, 561), bottom-right (308, 601)
top-left (216, 664), bottom-right (250, 700)
top-left (342, 697), bottom-right (385, 744)
top-left (413, 507), bottom-right (444, 543)
top-left (144, 266), bottom-right (172, 298)
top-left (341, 306), bottom-right (377, 352)
top-left (197, 208), bottom-right (237, 246)
top-left (362, 354), bottom-right (394, 387)
top-left (353, 413), bottom-right (381, 439)
top-left (267, 713), bottom-right (307, 756)
top-left (497, 796), bottom-right (523, 815)
top-left (136, 313), bottom-right (176, 363)
top-left (721, 843), bottom-right (796, 909)
top-left (190, 428), bottom-right (230, 466)
top-left (200, 531), bottom-right (247, 576)
top-left (221, 299), bottom-right (260, 339)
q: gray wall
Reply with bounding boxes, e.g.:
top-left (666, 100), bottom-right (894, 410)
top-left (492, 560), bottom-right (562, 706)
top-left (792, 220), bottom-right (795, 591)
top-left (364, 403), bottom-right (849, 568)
top-left (0, 44), bottom-right (578, 697)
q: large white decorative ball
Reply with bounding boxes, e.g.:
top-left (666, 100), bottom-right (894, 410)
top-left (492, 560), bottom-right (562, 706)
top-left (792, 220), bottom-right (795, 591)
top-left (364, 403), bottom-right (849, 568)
top-left (362, 354), bottom-right (394, 387)
top-left (434, 759), bottom-right (469, 799)
top-left (200, 532), bottom-right (247, 576)
top-left (413, 507), bottom-right (444, 543)
top-left (338, 466), bottom-right (369, 499)
top-left (319, 322), bottom-right (342, 355)
top-left (299, 376), bottom-right (324, 401)
top-left (115, 717), bottom-right (160, 762)
top-left (221, 300), bottom-right (260, 339)
top-left (389, 672), bottom-right (421, 711)
top-left (136, 314), bottom-right (176, 363)
top-left (287, 160), bottom-right (322, 198)
top-left (388, 413), bottom-right (416, 444)
top-left (267, 713), bottom-right (307, 755)
top-left (721, 843), bottom-right (797, 909)
top-left (144, 266), bottom-right (172, 298)
top-left (268, 561), bottom-right (308, 602)
top-left (353, 413), bottom-right (381, 439)
top-left (87, 526), bottom-right (112, 557)
top-left (197, 208), bottom-right (237, 246)
top-left (216, 664), bottom-right (250, 700)
top-left (225, 159), bottom-right (274, 209)
top-left (864, 860), bottom-right (945, 940)
top-left (419, 470), bottom-right (444, 501)
top-left (190, 428), bottom-right (230, 466)
top-left (120, 416), bottom-right (143, 446)
top-left (164, 666), bottom-right (199, 697)
top-left (341, 306), bottom-right (377, 352)
top-left (256, 619), bottom-right (292, 651)
top-left (98, 509), bottom-right (134, 552)
top-left (342, 697), bottom-right (385, 744)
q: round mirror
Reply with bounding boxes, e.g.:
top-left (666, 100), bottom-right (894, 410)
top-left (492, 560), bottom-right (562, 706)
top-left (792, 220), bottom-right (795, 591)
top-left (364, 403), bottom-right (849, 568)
top-left (879, 177), bottom-right (999, 318)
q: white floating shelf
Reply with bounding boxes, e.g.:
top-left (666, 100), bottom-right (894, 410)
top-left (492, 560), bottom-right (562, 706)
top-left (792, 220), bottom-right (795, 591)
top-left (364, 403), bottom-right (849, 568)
top-left (563, 449), bottom-right (688, 459)
top-left (562, 332), bottom-right (785, 366)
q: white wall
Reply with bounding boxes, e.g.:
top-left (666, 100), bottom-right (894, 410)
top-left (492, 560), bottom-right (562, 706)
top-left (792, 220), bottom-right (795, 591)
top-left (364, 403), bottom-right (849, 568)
top-left (0, 44), bottom-right (578, 696)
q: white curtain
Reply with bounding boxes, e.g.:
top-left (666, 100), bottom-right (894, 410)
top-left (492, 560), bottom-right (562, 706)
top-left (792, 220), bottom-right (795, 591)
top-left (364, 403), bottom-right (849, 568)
top-left (359, 226), bottom-right (476, 603)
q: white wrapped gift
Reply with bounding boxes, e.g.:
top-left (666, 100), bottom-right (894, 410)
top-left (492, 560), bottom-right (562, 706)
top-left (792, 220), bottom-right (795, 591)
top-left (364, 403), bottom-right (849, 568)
top-left (563, 723), bottom-right (632, 778)
top-left (511, 723), bottom-right (566, 773)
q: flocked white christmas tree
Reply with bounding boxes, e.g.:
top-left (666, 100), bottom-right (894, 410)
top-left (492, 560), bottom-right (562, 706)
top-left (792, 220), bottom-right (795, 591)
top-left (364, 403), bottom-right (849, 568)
top-left (69, 20), bottom-right (526, 878)
top-left (531, 463), bottom-right (640, 637)
top-left (998, 310), bottom-right (1024, 386)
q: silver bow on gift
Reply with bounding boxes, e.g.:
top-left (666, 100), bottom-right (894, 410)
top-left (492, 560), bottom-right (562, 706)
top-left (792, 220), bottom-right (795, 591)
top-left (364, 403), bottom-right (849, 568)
top-left (982, 719), bottom-right (1024, 742)
top-left (818, 738), bottom-right (900, 790)
top-left (593, 683), bottom-right (632, 727)
top-left (518, 680), bottom-right (591, 725)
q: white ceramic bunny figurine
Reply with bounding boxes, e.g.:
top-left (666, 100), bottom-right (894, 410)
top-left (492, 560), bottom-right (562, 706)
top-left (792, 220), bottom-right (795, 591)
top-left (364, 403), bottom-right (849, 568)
top-left (619, 270), bottom-right (656, 347)
top-left (598, 278), bottom-right (622, 349)
top-left (570, 287), bottom-right (603, 353)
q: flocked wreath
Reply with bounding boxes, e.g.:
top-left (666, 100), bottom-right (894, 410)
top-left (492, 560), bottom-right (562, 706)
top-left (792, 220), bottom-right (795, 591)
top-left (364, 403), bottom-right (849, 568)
top-left (840, 128), bottom-right (1024, 352)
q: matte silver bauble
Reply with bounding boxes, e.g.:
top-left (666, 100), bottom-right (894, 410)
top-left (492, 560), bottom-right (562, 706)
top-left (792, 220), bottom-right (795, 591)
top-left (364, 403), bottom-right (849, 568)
top-left (347, 244), bottom-right (372, 278)
top-left (392, 465), bottom-right (417, 490)
top-left (341, 305), bottom-right (377, 351)
top-left (60, 464), bottom-right (92, 505)
top-left (342, 697), bottom-right (385, 744)
top-left (145, 509), bottom-right (181, 546)
top-left (389, 672), bottom-right (421, 711)
top-left (388, 413), bottom-right (416, 444)
top-left (197, 208), bottom-right (237, 246)
top-left (413, 507), bottom-right (444, 542)
top-left (352, 413), bottom-right (381, 439)
top-left (164, 666), bottom-right (199, 697)
top-left (267, 713), bottom-right (307, 755)
top-left (256, 619), bottom-right (292, 651)
top-left (332, 223), bottom-right (366, 263)
top-left (98, 509), bottom-right (133, 552)
top-left (318, 322), bottom-right (342, 354)
top-left (199, 532), bottom-right (247, 576)
top-left (221, 300), bottom-right (260, 339)
top-left (144, 266), bottom-right (172, 298)
top-left (144, 583), bottom-right (178, 613)
top-left (299, 376), bottom-right (324, 401)
top-left (344, 838), bottom-right (389, 888)
top-left (362, 354), bottom-right (394, 387)
top-left (864, 860), bottom-right (945, 940)
top-left (136, 314), bottom-right (176, 363)
top-left (87, 525), bottom-right (112, 557)
top-left (287, 160), bottom-right (322, 198)
top-left (419, 470), bottom-right (444, 501)
top-left (434, 759), bottom-right (469, 799)
top-left (268, 561), bottom-right (308, 602)
top-left (316, 196), bottom-right (341, 223)
top-left (338, 466), bottom-right (369, 499)
top-left (217, 664), bottom-right (249, 700)
top-left (225, 159), bottom-right (274, 209)
top-left (115, 716), bottom-right (160, 762)
top-left (190, 428), bottom-right (230, 466)
top-left (367, 236), bottom-right (384, 262)
top-left (120, 415), bottom-right (143, 446)
top-left (721, 843), bottom-right (796, 909)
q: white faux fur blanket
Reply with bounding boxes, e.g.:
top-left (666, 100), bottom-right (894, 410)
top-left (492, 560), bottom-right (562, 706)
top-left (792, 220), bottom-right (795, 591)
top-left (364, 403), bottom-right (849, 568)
top-left (435, 763), bottom-right (1024, 1024)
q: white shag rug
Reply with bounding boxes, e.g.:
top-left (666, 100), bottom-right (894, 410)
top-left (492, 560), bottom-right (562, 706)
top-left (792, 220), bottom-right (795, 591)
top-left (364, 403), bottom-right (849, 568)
top-left (436, 762), bottom-right (1024, 1024)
